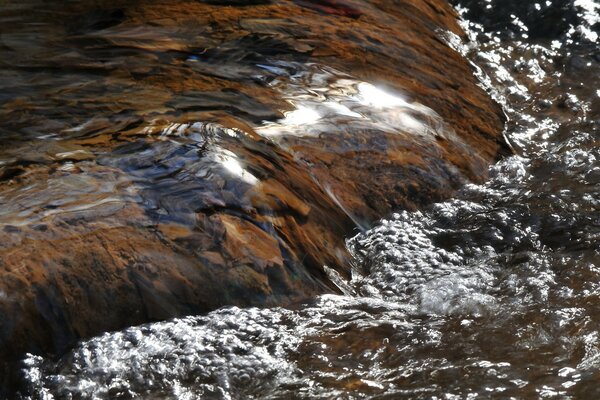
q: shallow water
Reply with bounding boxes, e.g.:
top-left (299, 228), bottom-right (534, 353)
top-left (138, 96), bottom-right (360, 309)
top-left (2, 2), bottom-right (500, 367)
top-left (8, 0), bottom-right (600, 398)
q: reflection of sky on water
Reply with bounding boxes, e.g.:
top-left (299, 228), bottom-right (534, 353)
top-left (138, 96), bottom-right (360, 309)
top-left (574, 0), bottom-right (599, 41)
top-left (158, 122), bottom-right (259, 186)
top-left (256, 64), bottom-right (452, 142)
top-left (217, 149), bottom-right (259, 186)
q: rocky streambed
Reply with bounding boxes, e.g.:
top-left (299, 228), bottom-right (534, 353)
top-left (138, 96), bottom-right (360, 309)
top-left (0, 1), bottom-right (509, 392)
top-left (6, 0), bottom-right (596, 398)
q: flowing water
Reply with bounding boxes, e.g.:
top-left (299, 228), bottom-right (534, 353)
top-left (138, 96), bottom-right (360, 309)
top-left (6, 0), bottom-right (600, 398)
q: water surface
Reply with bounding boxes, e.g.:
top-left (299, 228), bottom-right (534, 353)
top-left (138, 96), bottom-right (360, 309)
top-left (8, 0), bottom-right (600, 398)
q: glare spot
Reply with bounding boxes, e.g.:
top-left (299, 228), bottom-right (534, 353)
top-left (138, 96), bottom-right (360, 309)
top-left (280, 105), bottom-right (321, 126)
top-left (218, 150), bottom-right (259, 185)
top-left (322, 101), bottom-right (362, 118)
top-left (355, 82), bottom-right (410, 108)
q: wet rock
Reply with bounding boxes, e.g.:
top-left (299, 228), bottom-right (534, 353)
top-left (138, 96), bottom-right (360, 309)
top-left (0, 0), bottom-right (508, 392)
top-left (294, 0), bottom-right (363, 18)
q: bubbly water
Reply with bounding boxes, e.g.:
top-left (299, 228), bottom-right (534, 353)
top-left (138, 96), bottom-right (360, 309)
top-left (18, 0), bottom-right (600, 398)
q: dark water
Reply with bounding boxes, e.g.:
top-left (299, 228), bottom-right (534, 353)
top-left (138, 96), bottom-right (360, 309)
top-left (4, 0), bottom-right (600, 398)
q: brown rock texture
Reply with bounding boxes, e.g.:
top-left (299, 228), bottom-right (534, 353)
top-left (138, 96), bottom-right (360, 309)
top-left (0, 0), bottom-right (509, 389)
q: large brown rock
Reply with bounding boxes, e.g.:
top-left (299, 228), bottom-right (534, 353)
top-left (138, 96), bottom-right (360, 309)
top-left (0, 0), bottom-right (508, 390)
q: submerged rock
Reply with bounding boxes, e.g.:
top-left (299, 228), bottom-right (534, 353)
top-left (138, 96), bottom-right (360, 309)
top-left (0, 0), bottom-right (508, 391)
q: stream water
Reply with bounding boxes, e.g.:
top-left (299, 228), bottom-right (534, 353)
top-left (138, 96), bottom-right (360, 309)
top-left (7, 0), bottom-right (600, 398)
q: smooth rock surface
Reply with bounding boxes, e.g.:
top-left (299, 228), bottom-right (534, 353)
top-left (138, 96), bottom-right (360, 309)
top-left (0, 0), bottom-right (508, 390)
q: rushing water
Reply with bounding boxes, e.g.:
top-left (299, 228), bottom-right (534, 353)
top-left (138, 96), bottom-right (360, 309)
top-left (9, 0), bottom-right (600, 398)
